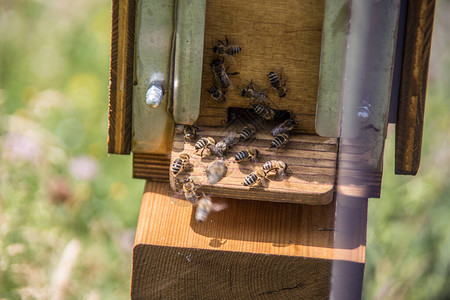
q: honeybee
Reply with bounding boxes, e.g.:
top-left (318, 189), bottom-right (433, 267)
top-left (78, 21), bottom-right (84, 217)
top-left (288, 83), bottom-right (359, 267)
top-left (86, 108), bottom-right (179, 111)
top-left (183, 125), bottom-right (199, 142)
top-left (252, 103), bottom-right (275, 120)
top-left (240, 80), bottom-right (269, 103)
top-left (183, 178), bottom-right (199, 203)
top-left (194, 137), bottom-right (215, 157)
top-left (210, 58), bottom-right (239, 89)
top-left (238, 125), bottom-right (256, 142)
top-left (213, 36), bottom-right (241, 57)
top-left (195, 195), bottom-right (228, 223)
top-left (269, 132), bottom-right (290, 150)
top-left (171, 153), bottom-right (191, 176)
top-left (263, 160), bottom-right (288, 177)
top-left (210, 133), bottom-right (236, 157)
top-left (207, 86), bottom-right (226, 103)
top-left (235, 149), bottom-right (259, 162)
top-left (271, 117), bottom-right (296, 136)
top-left (267, 71), bottom-right (288, 98)
top-left (206, 160), bottom-right (228, 184)
top-left (243, 169), bottom-right (269, 187)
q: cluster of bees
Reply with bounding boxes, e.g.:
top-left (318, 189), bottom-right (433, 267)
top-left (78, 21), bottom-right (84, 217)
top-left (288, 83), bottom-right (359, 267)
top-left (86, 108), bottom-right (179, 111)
top-left (207, 36), bottom-right (288, 115)
top-left (170, 37), bottom-right (297, 222)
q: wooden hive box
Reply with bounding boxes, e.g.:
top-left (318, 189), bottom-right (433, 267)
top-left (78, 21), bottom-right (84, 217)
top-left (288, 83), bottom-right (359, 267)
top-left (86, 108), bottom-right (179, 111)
top-left (166, 0), bottom-right (338, 205)
top-left (107, 0), bottom-right (436, 298)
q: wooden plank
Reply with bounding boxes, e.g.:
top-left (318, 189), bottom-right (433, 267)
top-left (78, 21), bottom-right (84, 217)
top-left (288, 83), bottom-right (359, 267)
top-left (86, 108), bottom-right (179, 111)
top-left (395, 0), bottom-right (436, 175)
top-left (107, 0), bottom-right (135, 154)
top-left (170, 126), bottom-right (337, 205)
top-left (133, 153), bottom-right (170, 181)
top-left (131, 181), bottom-right (367, 298)
top-left (132, 245), bottom-right (334, 299)
top-left (197, 0), bottom-right (324, 133)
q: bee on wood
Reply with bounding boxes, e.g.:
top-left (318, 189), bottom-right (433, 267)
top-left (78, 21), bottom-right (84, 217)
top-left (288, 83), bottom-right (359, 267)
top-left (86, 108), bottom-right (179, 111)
top-left (271, 117), bottom-right (296, 136)
top-left (210, 133), bottom-right (236, 157)
top-left (194, 137), bottom-right (216, 157)
top-left (183, 125), bottom-right (199, 142)
top-left (243, 169), bottom-right (269, 187)
top-left (263, 160), bottom-right (288, 177)
top-left (195, 195), bottom-right (228, 223)
top-left (252, 103), bottom-right (275, 120)
top-left (183, 178), bottom-right (200, 203)
top-left (207, 86), bottom-right (227, 103)
top-left (213, 36), bottom-right (241, 57)
top-left (235, 149), bottom-right (259, 163)
top-left (267, 71), bottom-right (288, 98)
top-left (210, 58), bottom-right (239, 89)
top-left (269, 132), bottom-right (290, 150)
top-left (206, 160), bottom-right (228, 184)
top-left (238, 125), bottom-right (256, 142)
top-left (171, 153), bottom-right (191, 176)
top-left (240, 80), bottom-right (269, 103)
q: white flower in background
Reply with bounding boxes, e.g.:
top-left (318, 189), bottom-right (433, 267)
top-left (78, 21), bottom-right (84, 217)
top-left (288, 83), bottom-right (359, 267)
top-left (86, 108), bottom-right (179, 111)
top-left (3, 133), bottom-right (42, 164)
top-left (69, 155), bottom-right (99, 181)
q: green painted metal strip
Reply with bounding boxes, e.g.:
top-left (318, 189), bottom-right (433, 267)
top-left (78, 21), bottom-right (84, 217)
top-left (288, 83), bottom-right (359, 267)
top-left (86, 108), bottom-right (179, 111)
top-left (172, 0), bottom-right (207, 125)
top-left (315, 0), bottom-right (350, 138)
top-left (132, 0), bottom-right (175, 154)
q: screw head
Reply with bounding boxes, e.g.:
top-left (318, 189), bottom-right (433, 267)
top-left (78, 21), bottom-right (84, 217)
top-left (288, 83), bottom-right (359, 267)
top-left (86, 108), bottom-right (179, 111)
top-left (357, 107), bottom-right (370, 123)
top-left (145, 81), bottom-right (164, 108)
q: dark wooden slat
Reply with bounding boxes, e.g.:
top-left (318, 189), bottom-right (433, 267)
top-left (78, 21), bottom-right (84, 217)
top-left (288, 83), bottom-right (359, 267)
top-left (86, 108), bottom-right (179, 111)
top-left (107, 0), bottom-right (136, 154)
top-left (133, 153), bottom-right (170, 181)
top-left (395, 0), bottom-right (436, 175)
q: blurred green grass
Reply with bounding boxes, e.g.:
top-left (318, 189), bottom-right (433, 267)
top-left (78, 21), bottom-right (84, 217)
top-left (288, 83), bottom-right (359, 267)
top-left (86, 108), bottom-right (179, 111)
top-left (1, 0), bottom-right (450, 299)
top-left (1, 1), bottom-right (143, 299)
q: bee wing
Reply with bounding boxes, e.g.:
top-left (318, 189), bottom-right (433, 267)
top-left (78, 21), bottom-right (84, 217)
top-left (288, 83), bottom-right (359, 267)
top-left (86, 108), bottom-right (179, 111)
top-left (260, 177), bottom-right (269, 188)
top-left (175, 124), bottom-right (185, 134)
top-left (209, 145), bottom-right (223, 158)
top-left (223, 55), bottom-right (236, 66)
top-left (211, 202), bottom-right (228, 212)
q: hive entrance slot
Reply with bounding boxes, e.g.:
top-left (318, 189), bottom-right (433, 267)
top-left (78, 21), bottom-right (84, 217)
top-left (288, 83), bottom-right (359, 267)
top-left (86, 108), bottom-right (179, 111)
top-left (170, 118), bottom-right (338, 205)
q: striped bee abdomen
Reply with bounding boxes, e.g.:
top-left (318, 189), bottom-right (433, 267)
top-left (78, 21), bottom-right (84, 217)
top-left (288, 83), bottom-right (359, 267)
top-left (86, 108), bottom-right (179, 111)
top-left (226, 45), bottom-right (241, 56)
top-left (239, 127), bottom-right (254, 141)
top-left (235, 149), bottom-right (259, 162)
top-left (235, 150), bottom-right (250, 162)
top-left (171, 158), bottom-right (183, 176)
top-left (268, 72), bottom-right (280, 88)
top-left (195, 138), bottom-right (207, 150)
top-left (252, 104), bottom-right (275, 120)
top-left (270, 133), bottom-right (289, 149)
top-left (243, 172), bottom-right (258, 186)
top-left (262, 160), bottom-right (277, 171)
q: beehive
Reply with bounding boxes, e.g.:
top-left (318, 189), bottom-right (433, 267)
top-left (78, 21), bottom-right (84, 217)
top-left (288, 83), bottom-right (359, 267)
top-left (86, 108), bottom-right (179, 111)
top-left (166, 0), bottom-right (342, 204)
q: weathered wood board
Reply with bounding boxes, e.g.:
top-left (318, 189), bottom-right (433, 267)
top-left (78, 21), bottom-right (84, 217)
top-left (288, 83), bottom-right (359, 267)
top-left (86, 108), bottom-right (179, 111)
top-left (170, 125), bottom-right (337, 204)
top-left (197, 0), bottom-right (324, 134)
top-left (395, 0), bottom-right (436, 175)
top-left (107, 0), bottom-right (136, 154)
top-left (131, 181), bottom-right (368, 299)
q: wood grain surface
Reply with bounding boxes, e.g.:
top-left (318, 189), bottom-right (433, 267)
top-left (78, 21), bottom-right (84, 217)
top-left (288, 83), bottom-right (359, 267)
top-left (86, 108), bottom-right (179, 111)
top-left (131, 181), bottom-right (367, 298)
top-left (107, 0), bottom-right (135, 154)
top-left (132, 245), bottom-right (334, 299)
top-left (170, 125), bottom-right (337, 204)
top-left (134, 181), bottom-right (366, 261)
top-left (133, 153), bottom-right (171, 181)
top-left (395, 0), bottom-right (436, 175)
top-left (197, 0), bottom-right (324, 134)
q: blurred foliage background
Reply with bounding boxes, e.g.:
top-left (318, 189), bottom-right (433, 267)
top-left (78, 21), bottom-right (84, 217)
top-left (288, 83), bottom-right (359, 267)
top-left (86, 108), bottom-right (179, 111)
top-left (0, 0), bottom-right (143, 299)
top-left (0, 0), bottom-right (449, 299)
